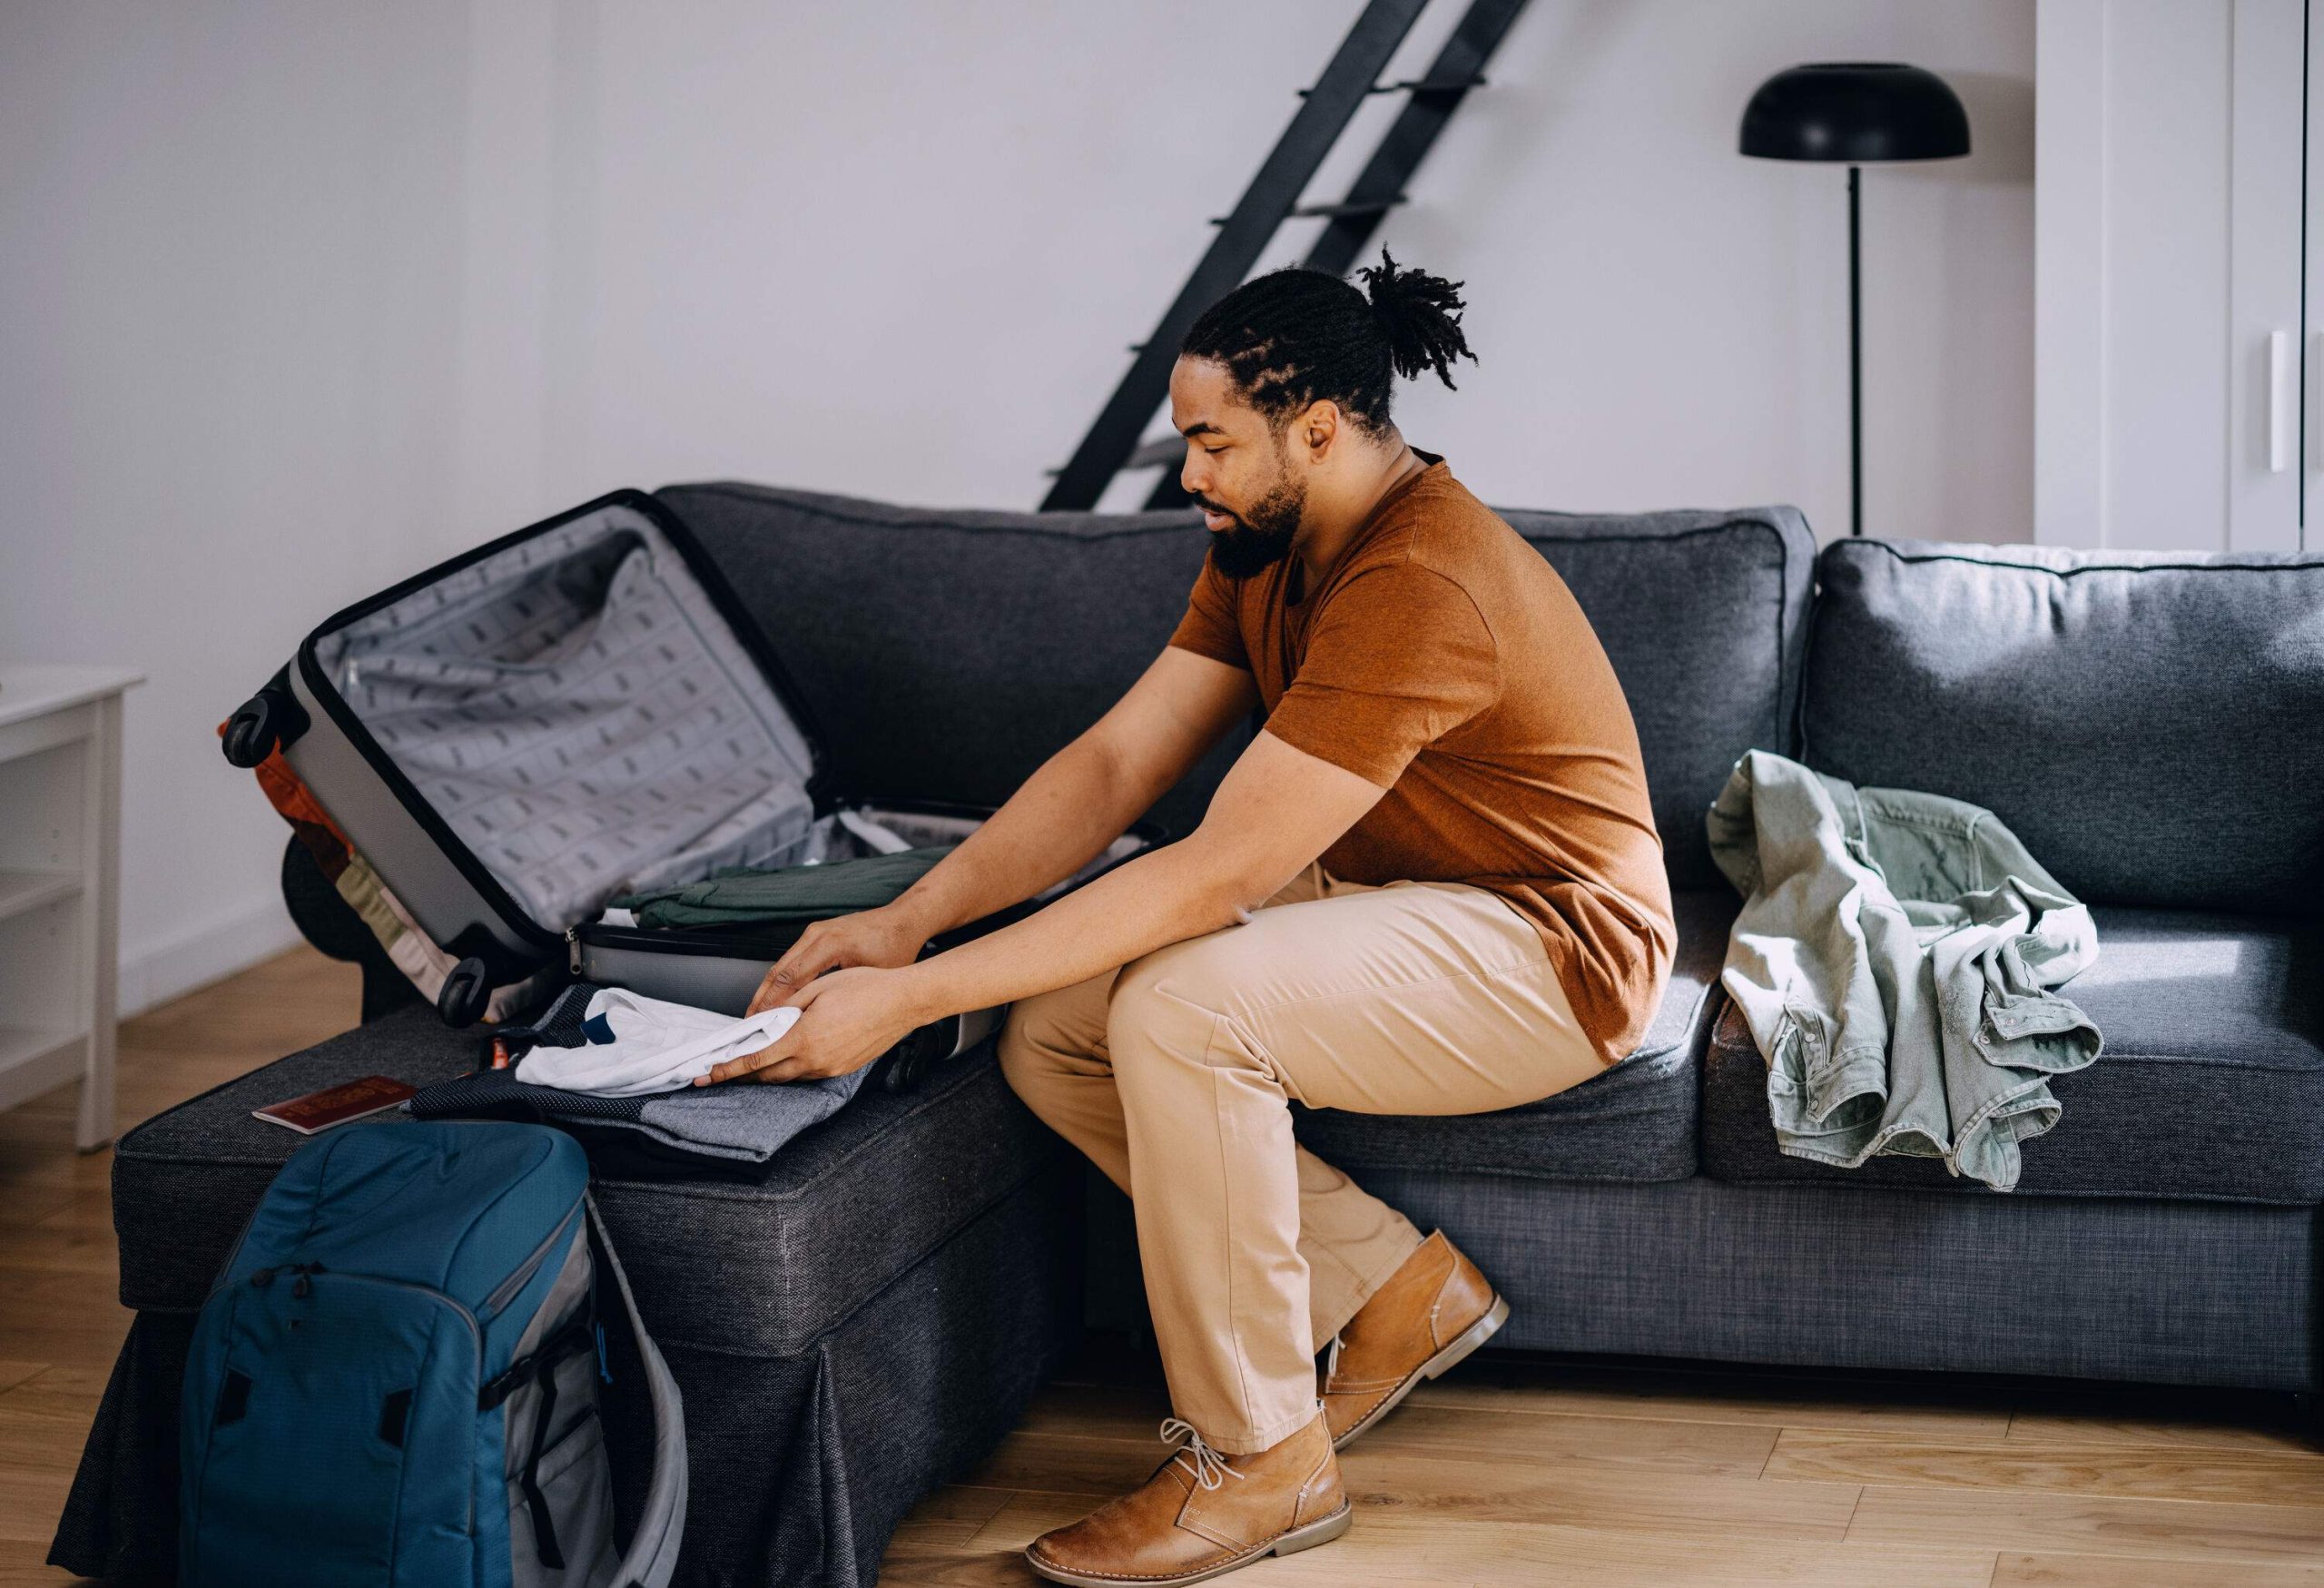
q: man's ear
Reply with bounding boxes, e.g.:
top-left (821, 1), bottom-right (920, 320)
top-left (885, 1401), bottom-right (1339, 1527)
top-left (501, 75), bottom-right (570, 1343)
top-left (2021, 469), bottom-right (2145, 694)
top-left (1297, 399), bottom-right (1341, 461)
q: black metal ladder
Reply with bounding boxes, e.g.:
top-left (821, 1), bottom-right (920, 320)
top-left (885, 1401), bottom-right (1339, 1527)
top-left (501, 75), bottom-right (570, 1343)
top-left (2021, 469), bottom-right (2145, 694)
top-left (1039, 0), bottom-right (1531, 513)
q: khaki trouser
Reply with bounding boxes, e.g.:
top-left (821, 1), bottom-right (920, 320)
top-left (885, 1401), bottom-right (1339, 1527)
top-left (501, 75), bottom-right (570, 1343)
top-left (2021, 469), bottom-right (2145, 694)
top-left (996, 861), bottom-right (1605, 1454)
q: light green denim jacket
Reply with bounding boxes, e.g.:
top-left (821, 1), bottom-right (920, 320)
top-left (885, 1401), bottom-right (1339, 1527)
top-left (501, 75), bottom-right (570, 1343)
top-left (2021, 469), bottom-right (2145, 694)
top-left (1706, 750), bottom-right (2103, 1192)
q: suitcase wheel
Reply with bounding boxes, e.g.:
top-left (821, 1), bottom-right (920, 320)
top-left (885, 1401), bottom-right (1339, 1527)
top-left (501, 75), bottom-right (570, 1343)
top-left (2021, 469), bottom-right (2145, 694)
top-left (438, 957), bottom-right (493, 1028)
top-left (222, 690), bottom-right (286, 768)
top-left (880, 1018), bottom-right (954, 1093)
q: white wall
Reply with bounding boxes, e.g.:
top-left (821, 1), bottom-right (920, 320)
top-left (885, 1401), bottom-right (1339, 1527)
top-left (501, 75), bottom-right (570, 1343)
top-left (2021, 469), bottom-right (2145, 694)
top-left (1, 2), bottom-right (477, 1012)
top-left (1317, 0), bottom-right (2035, 539)
top-left (0, 1), bottom-right (2034, 1011)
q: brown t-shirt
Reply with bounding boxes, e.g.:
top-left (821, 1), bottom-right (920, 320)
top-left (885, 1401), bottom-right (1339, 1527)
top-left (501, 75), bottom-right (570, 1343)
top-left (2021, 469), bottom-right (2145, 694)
top-left (1167, 454), bottom-right (1675, 1064)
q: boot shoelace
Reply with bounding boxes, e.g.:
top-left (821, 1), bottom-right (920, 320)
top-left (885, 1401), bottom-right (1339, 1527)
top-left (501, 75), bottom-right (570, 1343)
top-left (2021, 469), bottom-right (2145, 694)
top-left (1158, 1417), bottom-right (1246, 1491)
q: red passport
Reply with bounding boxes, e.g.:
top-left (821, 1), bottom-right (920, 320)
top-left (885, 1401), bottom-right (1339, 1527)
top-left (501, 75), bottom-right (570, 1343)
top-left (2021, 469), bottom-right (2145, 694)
top-left (252, 1075), bottom-right (417, 1135)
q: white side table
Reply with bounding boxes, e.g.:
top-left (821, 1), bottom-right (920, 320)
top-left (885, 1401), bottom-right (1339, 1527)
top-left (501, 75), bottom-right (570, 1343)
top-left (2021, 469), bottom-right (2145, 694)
top-left (0, 664), bottom-right (142, 1151)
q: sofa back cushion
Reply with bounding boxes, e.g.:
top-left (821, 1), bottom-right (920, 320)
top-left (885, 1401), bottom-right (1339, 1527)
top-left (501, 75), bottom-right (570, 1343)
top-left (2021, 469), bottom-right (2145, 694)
top-left (658, 484), bottom-right (1816, 887)
top-left (1801, 539), bottom-right (2324, 915)
top-left (1500, 508), bottom-right (1816, 889)
top-left (656, 483), bottom-right (1236, 838)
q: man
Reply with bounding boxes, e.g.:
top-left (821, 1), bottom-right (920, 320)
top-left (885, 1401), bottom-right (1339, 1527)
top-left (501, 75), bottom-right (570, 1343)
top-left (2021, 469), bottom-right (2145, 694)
top-left (705, 251), bottom-right (1675, 1586)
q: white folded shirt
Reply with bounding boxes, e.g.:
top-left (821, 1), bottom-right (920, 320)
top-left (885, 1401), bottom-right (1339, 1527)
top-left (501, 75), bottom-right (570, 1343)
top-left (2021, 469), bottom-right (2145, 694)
top-left (515, 987), bottom-right (802, 1097)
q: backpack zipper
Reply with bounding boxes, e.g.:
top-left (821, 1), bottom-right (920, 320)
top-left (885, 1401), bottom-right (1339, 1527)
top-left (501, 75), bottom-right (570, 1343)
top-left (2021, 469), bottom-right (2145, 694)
top-left (249, 1260), bottom-right (327, 1297)
top-left (482, 1197), bottom-right (585, 1320)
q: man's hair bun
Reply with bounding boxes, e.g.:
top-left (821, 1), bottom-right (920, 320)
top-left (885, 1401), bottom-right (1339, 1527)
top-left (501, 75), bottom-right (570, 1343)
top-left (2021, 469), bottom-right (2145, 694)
top-left (1358, 248), bottom-right (1478, 390)
top-left (1178, 247), bottom-right (1482, 432)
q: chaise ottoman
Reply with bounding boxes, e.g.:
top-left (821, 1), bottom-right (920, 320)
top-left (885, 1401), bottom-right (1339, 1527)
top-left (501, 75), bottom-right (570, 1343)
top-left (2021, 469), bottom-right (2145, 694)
top-left (51, 1003), bottom-right (1083, 1588)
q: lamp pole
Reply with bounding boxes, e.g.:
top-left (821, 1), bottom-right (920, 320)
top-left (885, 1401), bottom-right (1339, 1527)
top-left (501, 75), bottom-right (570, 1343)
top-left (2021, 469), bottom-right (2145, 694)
top-left (1848, 163), bottom-right (1861, 538)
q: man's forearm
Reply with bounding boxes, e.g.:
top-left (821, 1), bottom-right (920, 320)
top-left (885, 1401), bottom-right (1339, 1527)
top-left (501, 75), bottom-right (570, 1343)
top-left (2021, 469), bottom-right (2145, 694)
top-left (885, 734), bottom-right (1155, 940)
top-left (895, 835), bottom-right (1257, 1021)
top-left (886, 728), bottom-right (1390, 1024)
top-left (748, 731), bottom-right (1388, 1087)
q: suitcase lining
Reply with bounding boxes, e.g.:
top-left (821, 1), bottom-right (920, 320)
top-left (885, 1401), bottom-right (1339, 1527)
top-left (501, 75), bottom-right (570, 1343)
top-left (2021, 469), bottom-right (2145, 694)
top-left (311, 503), bottom-right (841, 932)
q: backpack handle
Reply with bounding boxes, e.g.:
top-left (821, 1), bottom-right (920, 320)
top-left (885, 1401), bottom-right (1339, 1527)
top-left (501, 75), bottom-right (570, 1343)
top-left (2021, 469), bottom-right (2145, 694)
top-left (586, 1194), bottom-right (689, 1587)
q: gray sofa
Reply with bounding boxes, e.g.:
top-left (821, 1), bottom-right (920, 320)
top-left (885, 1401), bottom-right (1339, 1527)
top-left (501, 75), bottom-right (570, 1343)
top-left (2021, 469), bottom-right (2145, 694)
top-left (56, 482), bottom-right (2324, 1585)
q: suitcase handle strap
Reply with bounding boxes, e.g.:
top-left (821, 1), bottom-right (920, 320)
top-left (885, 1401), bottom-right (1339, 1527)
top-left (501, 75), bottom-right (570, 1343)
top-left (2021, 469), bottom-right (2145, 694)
top-left (586, 1192), bottom-right (689, 1588)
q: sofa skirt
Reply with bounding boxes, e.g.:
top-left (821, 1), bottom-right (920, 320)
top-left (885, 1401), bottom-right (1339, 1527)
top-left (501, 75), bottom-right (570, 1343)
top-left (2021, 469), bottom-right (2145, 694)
top-left (1359, 1169), bottom-right (2321, 1392)
top-left (1081, 1169), bottom-right (2321, 1392)
top-left (51, 1156), bottom-right (1082, 1587)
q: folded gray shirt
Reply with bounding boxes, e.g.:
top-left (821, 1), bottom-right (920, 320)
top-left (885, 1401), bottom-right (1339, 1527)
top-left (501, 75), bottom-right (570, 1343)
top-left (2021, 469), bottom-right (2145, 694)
top-left (1706, 750), bottom-right (2103, 1191)
top-left (408, 982), bottom-right (868, 1172)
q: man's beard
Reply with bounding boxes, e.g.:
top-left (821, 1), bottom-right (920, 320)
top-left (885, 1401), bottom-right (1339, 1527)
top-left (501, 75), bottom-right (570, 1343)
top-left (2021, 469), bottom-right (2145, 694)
top-left (1197, 475), bottom-right (1305, 579)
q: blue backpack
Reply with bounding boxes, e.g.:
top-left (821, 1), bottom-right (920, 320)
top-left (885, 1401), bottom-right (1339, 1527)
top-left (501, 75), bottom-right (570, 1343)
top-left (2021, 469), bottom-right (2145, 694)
top-left (178, 1121), bottom-right (686, 1587)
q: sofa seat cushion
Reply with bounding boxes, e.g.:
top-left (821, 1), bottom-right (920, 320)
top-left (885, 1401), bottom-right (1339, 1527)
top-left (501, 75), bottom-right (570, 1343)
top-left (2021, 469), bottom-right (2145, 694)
top-left (1290, 889), bottom-right (1737, 1182)
top-left (113, 1004), bottom-right (1071, 1356)
top-left (1699, 906), bottom-right (2324, 1204)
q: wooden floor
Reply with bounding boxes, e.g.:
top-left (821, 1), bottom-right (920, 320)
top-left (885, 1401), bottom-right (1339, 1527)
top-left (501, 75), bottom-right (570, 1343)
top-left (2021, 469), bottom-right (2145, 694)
top-left (3, 950), bottom-right (2322, 1586)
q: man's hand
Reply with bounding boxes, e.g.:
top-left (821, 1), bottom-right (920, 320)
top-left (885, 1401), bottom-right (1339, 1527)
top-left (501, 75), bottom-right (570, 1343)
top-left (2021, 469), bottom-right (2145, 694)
top-left (744, 902), bottom-right (931, 1016)
top-left (699, 964), bottom-right (931, 1086)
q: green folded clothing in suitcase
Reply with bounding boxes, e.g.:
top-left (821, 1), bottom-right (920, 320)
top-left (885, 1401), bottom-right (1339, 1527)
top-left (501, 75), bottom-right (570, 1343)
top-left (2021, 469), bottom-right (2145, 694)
top-left (609, 845), bottom-right (955, 930)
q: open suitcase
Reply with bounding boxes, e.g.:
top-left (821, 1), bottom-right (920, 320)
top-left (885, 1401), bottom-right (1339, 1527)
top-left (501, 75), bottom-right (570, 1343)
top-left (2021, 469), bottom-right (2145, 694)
top-left (222, 488), bottom-right (1162, 1088)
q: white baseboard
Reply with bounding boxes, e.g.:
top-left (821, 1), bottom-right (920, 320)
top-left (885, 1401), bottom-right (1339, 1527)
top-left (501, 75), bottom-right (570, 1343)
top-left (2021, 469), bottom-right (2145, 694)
top-left (118, 894), bottom-right (304, 1018)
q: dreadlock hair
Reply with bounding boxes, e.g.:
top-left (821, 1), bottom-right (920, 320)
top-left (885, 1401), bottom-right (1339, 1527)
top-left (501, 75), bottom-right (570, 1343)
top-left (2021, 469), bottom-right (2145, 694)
top-left (1178, 248), bottom-right (1478, 436)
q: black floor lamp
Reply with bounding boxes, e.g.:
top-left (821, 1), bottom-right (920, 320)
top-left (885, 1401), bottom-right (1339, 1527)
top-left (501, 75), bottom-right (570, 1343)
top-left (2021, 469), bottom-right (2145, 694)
top-left (1740, 64), bottom-right (1970, 537)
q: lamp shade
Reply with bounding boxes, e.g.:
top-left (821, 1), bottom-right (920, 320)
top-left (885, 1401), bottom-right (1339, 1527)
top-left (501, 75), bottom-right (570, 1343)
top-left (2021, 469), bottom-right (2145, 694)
top-left (1739, 63), bottom-right (1970, 163)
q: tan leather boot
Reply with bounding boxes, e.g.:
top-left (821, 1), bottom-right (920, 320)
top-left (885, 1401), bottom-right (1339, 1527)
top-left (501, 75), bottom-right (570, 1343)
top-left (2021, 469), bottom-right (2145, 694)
top-left (1321, 1228), bottom-right (1507, 1450)
top-left (1024, 1411), bottom-right (1351, 1586)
